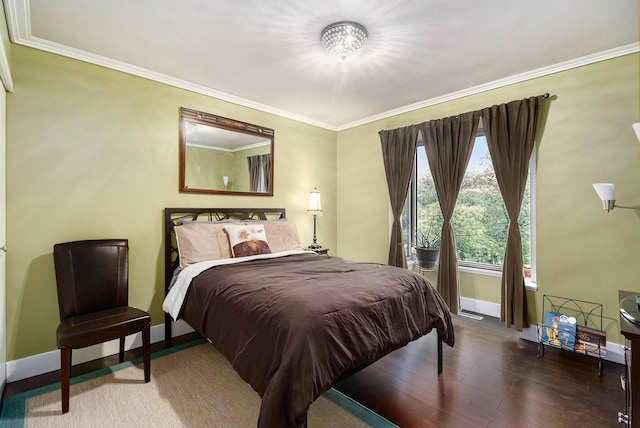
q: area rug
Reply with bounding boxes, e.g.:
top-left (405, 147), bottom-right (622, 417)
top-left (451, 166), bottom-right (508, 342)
top-left (0, 341), bottom-right (396, 427)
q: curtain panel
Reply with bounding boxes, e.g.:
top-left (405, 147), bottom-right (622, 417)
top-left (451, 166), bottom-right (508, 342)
top-left (482, 95), bottom-right (544, 331)
top-left (379, 126), bottom-right (419, 268)
top-left (419, 112), bottom-right (480, 314)
top-left (378, 94), bottom-right (546, 324)
top-left (247, 154), bottom-right (271, 192)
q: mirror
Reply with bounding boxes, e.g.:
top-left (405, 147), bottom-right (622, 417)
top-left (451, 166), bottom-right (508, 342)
top-left (179, 107), bottom-right (274, 195)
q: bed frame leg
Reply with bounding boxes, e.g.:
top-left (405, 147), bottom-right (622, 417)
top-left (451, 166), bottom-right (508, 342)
top-left (165, 313), bottom-right (172, 347)
top-left (437, 331), bottom-right (443, 374)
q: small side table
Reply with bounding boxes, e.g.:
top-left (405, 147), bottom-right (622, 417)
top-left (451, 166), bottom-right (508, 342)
top-left (619, 290), bottom-right (640, 427)
top-left (307, 246), bottom-right (329, 256)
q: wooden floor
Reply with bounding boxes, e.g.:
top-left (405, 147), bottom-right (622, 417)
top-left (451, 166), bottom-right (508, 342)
top-left (2, 314), bottom-right (626, 427)
top-left (335, 313), bottom-right (626, 428)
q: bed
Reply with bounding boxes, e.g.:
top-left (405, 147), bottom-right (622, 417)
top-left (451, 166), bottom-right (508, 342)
top-left (162, 207), bottom-right (454, 427)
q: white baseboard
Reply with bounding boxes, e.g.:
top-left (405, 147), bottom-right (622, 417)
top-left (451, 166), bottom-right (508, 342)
top-left (518, 324), bottom-right (625, 365)
top-left (460, 296), bottom-right (501, 318)
top-left (461, 297), bottom-right (625, 365)
top-left (6, 297), bottom-right (626, 383)
top-left (6, 320), bottom-right (195, 383)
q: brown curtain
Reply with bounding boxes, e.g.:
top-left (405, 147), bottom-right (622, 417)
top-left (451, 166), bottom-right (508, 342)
top-left (482, 95), bottom-right (544, 331)
top-left (247, 154), bottom-right (270, 192)
top-left (419, 112), bottom-right (479, 314)
top-left (263, 154), bottom-right (271, 192)
top-left (379, 125), bottom-right (419, 268)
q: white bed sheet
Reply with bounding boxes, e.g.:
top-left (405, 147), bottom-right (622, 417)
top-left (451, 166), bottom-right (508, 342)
top-left (162, 249), bottom-right (315, 320)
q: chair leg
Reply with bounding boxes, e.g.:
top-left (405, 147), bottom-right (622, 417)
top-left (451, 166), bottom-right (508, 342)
top-left (119, 337), bottom-right (125, 363)
top-left (143, 323), bottom-right (151, 383)
top-left (60, 348), bottom-right (71, 413)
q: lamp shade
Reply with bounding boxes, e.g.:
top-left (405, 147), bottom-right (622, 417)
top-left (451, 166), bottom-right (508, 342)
top-left (592, 183), bottom-right (615, 201)
top-left (633, 122), bottom-right (640, 142)
top-left (592, 183), bottom-right (615, 211)
top-left (307, 188), bottom-right (323, 216)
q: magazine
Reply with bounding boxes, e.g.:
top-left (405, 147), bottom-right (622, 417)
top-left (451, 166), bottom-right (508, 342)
top-left (542, 311), bottom-right (577, 351)
top-left (574, 325), bottom-right (606, 358)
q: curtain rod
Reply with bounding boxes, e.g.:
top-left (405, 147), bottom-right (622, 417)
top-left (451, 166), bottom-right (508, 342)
top-left (380, 92), bottom-right (551, 133)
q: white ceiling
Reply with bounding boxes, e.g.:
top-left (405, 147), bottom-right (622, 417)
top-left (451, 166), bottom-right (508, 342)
top-left (3, 0), bottom-right (639, 130)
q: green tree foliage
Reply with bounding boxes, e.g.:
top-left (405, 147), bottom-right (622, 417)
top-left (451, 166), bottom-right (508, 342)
top-left (410, 153), bottom-right (531, 266)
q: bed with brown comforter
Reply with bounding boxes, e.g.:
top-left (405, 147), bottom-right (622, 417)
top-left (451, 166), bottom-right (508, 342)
top-left (162, 208), bottom-right (454, 427)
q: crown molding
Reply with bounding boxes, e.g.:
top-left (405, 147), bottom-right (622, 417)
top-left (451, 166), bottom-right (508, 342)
top-left (3, 0), bottom-right (336, 130)
top-left (4, 0), bottom-right (638, 131)
top-left (337, 42), bottom-right (640, 131)
top-left (0, 39), bottom-right (13, 92)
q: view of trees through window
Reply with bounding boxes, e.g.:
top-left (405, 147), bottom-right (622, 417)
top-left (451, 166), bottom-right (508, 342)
top-left (403, 134), bottom-right (531, 268)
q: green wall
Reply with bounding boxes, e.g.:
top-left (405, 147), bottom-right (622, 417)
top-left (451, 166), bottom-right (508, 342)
top-left (4, 43), bottom-right (639, 361)
top-left (184, 146), bottom-right (234, 190)
top-left (337, 54), bottom-right (640, 343)
top-left (5, 45), bottom-right (337, 360)
top-left (185, 143), bottom-right (269, 191)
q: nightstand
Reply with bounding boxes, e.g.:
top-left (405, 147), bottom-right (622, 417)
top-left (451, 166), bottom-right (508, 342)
top-left (619, 290), bottom-right (640, 427)
top-left (307, 246), bottom-right (329, 256)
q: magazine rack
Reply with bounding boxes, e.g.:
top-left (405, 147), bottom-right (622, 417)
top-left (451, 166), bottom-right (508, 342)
top-left (537, 294), bottom-right (605, 376)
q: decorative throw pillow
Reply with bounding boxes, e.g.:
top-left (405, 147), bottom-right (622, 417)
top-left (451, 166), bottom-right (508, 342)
top-left (224, 224), bottom-right (272, 257)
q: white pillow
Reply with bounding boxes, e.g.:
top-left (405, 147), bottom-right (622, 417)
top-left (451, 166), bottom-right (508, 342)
top-left (253, 220), bottom-right (302, 253)
top-left (174, 222), bottom-right (233, 268)
top-left (224, 224), bottom-right (272, 257)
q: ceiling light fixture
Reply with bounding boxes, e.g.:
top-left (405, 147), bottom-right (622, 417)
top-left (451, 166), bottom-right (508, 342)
top-left (321, 21), bottom-right (368, 61)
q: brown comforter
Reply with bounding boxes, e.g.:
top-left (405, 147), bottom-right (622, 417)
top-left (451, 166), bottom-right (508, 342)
top-left (179, 253), bottom-right (454, 427)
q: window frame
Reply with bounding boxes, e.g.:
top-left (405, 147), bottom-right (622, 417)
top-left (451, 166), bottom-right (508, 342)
top-left (404, 129), bottom-right (537, 288)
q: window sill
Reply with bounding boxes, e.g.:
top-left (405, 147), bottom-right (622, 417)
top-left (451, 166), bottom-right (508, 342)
top-left (410, 260), bottom-right (538, 291)
top-left (459, 264), bottom-right (537, 291)
top-left (525, 278), bottom-right (537, 291)
top-left (458, 264), bottom-right (501, 277)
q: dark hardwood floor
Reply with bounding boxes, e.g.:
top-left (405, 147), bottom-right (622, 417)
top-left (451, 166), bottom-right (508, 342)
top-left (2, 314), bottom-right (626, 427)
top-left (335, 313), bottom-right (626, 428)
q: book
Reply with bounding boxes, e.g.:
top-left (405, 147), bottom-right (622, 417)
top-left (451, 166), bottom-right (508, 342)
top-left (574, 325), bottom-right (606, 358)
top-left (542, 311), bottom-right (577, 351)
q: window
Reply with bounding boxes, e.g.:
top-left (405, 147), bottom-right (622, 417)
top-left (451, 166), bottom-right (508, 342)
top-left (403, 128), bottom-right (536, 282)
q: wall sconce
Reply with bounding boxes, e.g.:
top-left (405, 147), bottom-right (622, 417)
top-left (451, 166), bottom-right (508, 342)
top-left (592, 123), bottom-right (640, 212)
top-left (592, 183), bottom-right (640, 212)
top-left (307, 188), bottom-right (323, 249)
top-left (222, 175), bottom-right (229, 190)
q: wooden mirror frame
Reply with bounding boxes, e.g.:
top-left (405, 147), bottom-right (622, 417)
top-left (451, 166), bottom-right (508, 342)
top-left (179, 107), bottom-right (274, 196)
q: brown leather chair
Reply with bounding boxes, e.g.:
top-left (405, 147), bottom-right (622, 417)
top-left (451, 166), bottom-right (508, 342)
top-left (53, 239), bottom-right (151, 413)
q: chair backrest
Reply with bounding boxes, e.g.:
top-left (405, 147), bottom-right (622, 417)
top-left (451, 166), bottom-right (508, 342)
top-left (53, 239), bottom-right (129, 321)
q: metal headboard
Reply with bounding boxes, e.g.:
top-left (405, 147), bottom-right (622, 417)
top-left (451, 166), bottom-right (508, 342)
top-left (163, 207), bottom-right (286, 345)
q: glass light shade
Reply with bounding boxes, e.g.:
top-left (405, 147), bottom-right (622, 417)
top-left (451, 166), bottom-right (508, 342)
top-left (307, 188), bottom-right (323, 216)
top-left (321, 21), bottom-right (368, 61)
top-left (592, 183), bottom-right (615, 211)
top-left (593, 183), bottom-right (615, 201)
top-left (633, 123), bottom-right (640, 142)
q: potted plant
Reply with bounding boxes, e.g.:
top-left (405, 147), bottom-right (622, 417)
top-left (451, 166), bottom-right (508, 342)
top-left (414, 225), bottom-right (441, 269)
